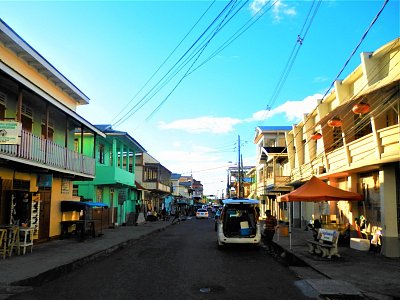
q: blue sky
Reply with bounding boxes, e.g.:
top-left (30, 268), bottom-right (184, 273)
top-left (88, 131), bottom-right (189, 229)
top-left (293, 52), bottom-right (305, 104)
top-left (0, 0), bottom-right (398, 196)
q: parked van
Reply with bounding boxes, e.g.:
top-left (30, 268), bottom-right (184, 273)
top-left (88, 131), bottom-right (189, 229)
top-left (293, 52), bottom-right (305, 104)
top-left (216, 198), bottom-right (261, 249)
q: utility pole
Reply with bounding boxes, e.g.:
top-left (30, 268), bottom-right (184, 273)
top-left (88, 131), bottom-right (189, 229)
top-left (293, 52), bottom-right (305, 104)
top-left (238, 135), bottom-right (242, 198)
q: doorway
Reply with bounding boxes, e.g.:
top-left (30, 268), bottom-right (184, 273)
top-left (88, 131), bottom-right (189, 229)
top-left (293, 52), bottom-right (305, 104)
top-left (38, 188), bottom-right (51, 241)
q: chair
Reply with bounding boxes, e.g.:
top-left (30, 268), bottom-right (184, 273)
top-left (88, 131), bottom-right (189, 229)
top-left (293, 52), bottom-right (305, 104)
top-left (7, 226), bottom-right (20, 257)
top-left (18, 227), bottom-right (34, 255)
top-left (0, 229), bottom-right (7, 259)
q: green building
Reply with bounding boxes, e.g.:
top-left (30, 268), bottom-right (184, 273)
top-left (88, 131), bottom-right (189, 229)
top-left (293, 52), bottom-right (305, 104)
top-left (74, 124), bottom-right (146, 226)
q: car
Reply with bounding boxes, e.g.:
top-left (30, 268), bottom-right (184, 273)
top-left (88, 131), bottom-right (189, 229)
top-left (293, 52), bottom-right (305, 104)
top-left (196, 208), bottom-right (209, 219)
top-left (216, 198), bottom-right (261, 249)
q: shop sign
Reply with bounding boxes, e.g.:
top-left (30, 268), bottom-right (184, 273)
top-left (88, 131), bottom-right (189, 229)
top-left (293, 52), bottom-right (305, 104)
top-left (37, 174), bottom-right (53, 187)
top-left (0, 121), bottom-right (22, 144)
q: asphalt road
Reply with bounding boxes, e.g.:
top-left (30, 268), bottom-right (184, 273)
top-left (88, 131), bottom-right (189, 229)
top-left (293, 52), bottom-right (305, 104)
top-left (11, 217), bottom-right (311, 300)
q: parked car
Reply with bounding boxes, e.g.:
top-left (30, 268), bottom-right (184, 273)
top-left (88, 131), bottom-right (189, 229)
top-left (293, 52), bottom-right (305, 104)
top-left (196, 209), bottom-right (209, 219)
top-left (216, 198), bottom-right (261, 249)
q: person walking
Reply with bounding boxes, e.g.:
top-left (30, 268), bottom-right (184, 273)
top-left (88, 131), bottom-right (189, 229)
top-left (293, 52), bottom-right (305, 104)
top-left (263, 210), bottom-right (277, 253)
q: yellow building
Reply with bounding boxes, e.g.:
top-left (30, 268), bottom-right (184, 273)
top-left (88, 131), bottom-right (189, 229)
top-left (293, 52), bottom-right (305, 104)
top-left (0, 19), bottom-right (104, 241)
top-left (284, 38), bottom-right (399, 257)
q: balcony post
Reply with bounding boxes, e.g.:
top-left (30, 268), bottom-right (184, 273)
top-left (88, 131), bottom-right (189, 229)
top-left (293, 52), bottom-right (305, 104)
top-left (370, 116), bottom-right (382, 160)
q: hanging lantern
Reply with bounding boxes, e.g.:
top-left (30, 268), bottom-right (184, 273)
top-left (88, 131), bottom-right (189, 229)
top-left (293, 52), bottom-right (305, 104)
top-left (352, 102), bottom-right (370, 115)
top-left (311, 132), bottom-right (322, 140)
top-left (327, 117), bottom-right (342, 127)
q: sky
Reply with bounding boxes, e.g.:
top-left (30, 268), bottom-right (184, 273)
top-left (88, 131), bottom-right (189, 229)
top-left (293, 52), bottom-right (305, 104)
top-left (0, 0), bottom-right (398, 196)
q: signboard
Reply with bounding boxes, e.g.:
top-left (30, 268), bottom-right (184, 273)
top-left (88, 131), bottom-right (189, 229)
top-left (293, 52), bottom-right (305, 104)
top-left (37, 174), bottom-right (53, 188)
top-left (0, 121), bottom-right (22, 145)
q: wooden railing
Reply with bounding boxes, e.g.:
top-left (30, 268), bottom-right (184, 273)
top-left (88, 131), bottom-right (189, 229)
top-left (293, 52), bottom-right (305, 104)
top-left (0, 130), bottom-right (95, 176)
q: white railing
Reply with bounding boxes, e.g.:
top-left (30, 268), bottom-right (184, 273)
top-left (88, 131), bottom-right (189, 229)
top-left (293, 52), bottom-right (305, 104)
top-left (0, 130), bottom-right (95, 176)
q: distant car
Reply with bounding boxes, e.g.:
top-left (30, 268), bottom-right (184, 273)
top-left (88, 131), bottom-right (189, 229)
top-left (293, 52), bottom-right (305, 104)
top-left (196, 209), bottom-right (209, 219)
top-left (216, 198), bottom-right (261, 249)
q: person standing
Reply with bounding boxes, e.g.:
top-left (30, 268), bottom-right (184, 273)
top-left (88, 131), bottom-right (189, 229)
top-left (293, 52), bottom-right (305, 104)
top-left (263, 210), bottom-right (277, 253)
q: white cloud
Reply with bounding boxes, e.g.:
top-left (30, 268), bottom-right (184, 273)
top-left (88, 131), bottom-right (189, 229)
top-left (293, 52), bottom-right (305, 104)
top-left (250, 0), bottom-right (296, 21)
top-left (158, 116), bottom-right (242, 134)
top-left (249, 93), bottom-right (323, 122)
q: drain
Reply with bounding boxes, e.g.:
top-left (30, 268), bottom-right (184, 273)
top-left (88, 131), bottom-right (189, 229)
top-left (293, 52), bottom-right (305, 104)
top-left (200, 287), bottom-right (211, 293)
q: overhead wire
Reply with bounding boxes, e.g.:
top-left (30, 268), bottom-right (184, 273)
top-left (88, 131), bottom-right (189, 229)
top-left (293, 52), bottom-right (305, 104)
top-left (262, 0), bottom-right (322, 119)
top-left (144, 1), bottom-right (247, 121)
top-left (109, 1), bottom-right (217, 126)
top-left (276, 37), bottom-right (398, 187)
top-left (187, 0), bottom-right (278, 75)
top-left (112, 0), bottom-right (238, 128)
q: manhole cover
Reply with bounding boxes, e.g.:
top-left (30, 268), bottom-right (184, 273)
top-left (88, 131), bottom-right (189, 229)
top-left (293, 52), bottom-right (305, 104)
top-left (195, 285), bottom-right (225, 294)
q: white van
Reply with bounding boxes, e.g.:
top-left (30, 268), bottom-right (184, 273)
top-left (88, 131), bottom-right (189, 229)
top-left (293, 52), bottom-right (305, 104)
top-left (216, 198), bottom-right (261, 249)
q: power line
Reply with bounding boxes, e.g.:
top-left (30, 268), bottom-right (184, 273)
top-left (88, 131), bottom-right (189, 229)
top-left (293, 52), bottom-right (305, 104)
top-left (112, 0), bottom-right (239, 128)
top-left (109, 1), bottom-right (217, 126)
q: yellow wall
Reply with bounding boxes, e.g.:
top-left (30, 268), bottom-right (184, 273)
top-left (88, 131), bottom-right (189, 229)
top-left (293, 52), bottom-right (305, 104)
top-left (49, 177), bottom-right (74, 237)
top-left (0, 44), bottom-right (78, 111)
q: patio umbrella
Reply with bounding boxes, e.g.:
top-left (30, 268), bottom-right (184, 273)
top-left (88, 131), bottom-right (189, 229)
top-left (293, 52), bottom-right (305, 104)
top-left (277, 176), bottom-right (363, 248)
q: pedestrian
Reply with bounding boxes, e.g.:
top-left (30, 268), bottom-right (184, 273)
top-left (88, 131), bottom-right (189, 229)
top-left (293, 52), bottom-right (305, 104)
top-left (263, 210), bottom-right (277, 253)
top-left (161, 207), bottom-right (167, 221)
top-left (171, 209), bottom-right (180, 224)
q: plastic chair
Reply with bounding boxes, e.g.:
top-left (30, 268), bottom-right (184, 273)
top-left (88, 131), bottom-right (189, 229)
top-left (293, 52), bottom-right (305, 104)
top-left (0, 229), bottom-right (7, 259)
top-left (7, 226), bottom-right (20, 257)
top-left (18, 227), bottom-right (34, 255)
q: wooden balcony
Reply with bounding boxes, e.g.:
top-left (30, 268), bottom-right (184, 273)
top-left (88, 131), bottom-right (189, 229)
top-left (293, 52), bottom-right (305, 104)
top-left (0, 129), bottom-right (95, 176)
top-left (142, 181), bottom-right (171, 193)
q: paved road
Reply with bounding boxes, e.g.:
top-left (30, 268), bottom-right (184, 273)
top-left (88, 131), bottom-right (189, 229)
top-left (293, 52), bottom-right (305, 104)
top-left (10, 217), bottom-right (310, 300)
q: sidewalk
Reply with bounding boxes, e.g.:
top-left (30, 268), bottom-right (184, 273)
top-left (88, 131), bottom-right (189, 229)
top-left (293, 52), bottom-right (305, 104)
top-left (272, 227), bottom-right (400, 300)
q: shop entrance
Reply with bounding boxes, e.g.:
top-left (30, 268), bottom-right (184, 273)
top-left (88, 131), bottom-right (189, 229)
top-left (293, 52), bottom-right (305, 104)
top-left (38, 188), bottom-right (51, 241)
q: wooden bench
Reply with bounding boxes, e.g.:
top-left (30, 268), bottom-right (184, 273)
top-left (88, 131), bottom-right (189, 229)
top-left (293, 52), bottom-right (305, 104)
top-left (306, 229), bottom-right (340, 259)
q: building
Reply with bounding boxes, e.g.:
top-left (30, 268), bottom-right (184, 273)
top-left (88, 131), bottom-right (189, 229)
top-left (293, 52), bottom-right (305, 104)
top-left (0, 19), bottom-right (104, 241)
top-left (284, 38), bottom-right (399, 257)
top-left (226, 165), bottom-right (255, 199)
top-left (73, 125), bottom-right (146, 227)
top-left (253, 126), bottom-right (292, 219)
top-left (135, 152), bottom-right (171, 214)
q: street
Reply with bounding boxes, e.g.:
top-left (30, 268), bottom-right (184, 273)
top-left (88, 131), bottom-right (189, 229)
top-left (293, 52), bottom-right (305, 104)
top-left (11, 217), bottom-right (310, 300)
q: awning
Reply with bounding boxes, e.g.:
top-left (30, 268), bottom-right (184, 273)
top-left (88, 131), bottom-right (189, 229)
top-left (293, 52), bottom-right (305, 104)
top-left (278, 176), bottom-right (363, 202)
top-left (61, 200), bottom-right (108, 212)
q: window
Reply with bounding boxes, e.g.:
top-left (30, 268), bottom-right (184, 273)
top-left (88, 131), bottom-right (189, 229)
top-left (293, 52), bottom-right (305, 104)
top-left (72, 185), bottom-right (79, 197)
top-left (96, 187), bottom-right (103, 202)
top-left (0, 91), bottom-right (6, 120)
top-left (74, 138), bottom-right (79, 152)
top-left (21, 104), bottom-right (33, 132)
top-left (354, 115), bottom-right (372, 140)
top-left (41, 124), bottom-right (54, 141)
top-left (99, 144), bottom-right (105, 164)
top-left (21, 114), bottom-right (32, 132)
top-left (332, 127), bottom-right (343, 150)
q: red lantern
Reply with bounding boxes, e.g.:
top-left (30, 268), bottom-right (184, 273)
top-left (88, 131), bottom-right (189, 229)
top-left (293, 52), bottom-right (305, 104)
top-left (327, 117), bottom-right (342, 127)
top-left (352, 102), bottom-right (370, 115)
top-left (311, 132), bottom-right (322, 140)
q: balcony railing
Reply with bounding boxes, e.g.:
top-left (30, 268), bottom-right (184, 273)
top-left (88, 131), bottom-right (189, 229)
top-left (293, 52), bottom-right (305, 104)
top-left (291, 124), bottom-right (400, 181)
top-left (0, 129), bottom-right (95, 176)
